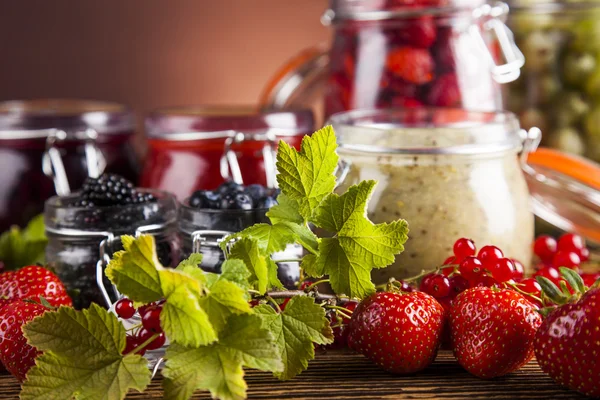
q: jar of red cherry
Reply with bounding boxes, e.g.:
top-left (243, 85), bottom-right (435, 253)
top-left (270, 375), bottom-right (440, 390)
top-left (0, 99), bottom-right (139, 232)
top-left (260, 1), bottom-right (524, 121)
top-left (141, 107), bottom-right (315, 200)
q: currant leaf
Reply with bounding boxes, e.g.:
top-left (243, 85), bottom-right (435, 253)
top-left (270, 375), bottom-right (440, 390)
top-left (275, 125), bottom-right (338, 221)
top-left (266, 193), bottom-right (304, 225)
top-left (0, 214), bottom-right (47, 271)
top-left (175, 253), bottom-right (207, 286)
top-left (162, 314), bottom-right (283, 400)
top-left (311, 180), bottom-right (409, 298)
top-left (225, 223), bottom-right (297, 255)
top-left (21, 304), bottom-right (150, 400)
top-left (229, 238), bottom-right (268, 294)
top-left (254, 296), bottom-right (333, 380)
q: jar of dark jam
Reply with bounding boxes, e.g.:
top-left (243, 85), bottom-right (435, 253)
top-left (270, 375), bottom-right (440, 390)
top-left (178, 184), bottom-right (302, 289)
top-left (44, 190), bottom-right (178, 309)
top-left (260, 1), bottom-right (525, 122)
top-left (0, 99), bottom-right (139, 232)
top-left (141, 107), bottom-right (315, 200)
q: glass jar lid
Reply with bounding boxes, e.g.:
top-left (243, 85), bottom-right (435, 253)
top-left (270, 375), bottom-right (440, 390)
top-left (145, 106), bottom-right (315, 140)
top-left (523, 147), bottom-right (600, 246)
top-left (0, 99), bottom-right (134, 140)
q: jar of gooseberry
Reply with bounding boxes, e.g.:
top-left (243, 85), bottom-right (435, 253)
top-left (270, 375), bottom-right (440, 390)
top-left (0, 99), bottom-right (139, 232)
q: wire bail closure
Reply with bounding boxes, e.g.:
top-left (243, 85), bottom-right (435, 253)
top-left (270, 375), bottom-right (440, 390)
top-left (42, 128), bottom-right (107, 196)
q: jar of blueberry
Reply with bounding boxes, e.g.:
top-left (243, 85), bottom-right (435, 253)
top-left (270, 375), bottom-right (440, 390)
top-left (179, 181), bottom-right (301, 288)
top-left (261, 0), bottom-right (525, 120)
top-left (44, 174), bottom-right (178, 309)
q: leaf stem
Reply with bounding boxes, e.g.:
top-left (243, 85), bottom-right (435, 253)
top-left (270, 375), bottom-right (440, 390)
top-left (324, 305), bottom-right (353, 320)
top-left (505, 281), bottom-right (543, 305)
top-left (265, 296), bottom-right (282, 313)
top-left (124, 332), bottom-right (159, 357)
top-left (273, 258), bottom-right (304, 263)
top-left (306, 279), bottom-right (330, 291)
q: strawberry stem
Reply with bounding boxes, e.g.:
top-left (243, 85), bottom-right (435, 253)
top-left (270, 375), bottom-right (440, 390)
top-left (505, 281), bottom-right (543, 304)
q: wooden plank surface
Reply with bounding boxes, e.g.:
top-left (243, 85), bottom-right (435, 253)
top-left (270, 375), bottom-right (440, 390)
top-left (0, 350), bottom-right (589, 399)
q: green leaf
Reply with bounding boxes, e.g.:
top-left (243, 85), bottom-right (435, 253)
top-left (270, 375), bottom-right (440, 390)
top-left (175, 253), bottom-right (207, 286)
top-left (227, 223), bottom-right (297, 255)
top-left (278, 221), bottom-right (319, 256)
top-left (559, 267), bottom-right (586, 294)
top-left (0, 214), bottom-right (48, 271)
top-left (275, 125), bottom-right (339, 221)
top-left (311, 181), bottom-right (409, 298)
top-left (106, 235), bottom-right (217, 347)
top-left (219, 259), bottom-right (251, 290)
top-left (229, 238), bottom-right (268, 293)
top-left (266, 258), bottom-right (284, 290)
top-left (163, 314), bottom-right (282, 400)
top-left (266, 193), bottom-right (304, 225)
top-left (300, 253), bottom-right (321, 277)
top-left (254, 296), bottom-right (333, 380)
top-left (21, 304), bottom-right (151, 400)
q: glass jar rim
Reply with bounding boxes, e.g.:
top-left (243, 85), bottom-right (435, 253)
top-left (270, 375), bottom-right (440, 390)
top-left (0, 99), bottom-right (135, 139)
top-left (146, 105), bottom-right (315, 140)
top-left (508, 0), bottom-right (600, 13)
top-left (327, 108), bottom-right (523, 155)
top-left (180, 198), bottom-right (270, 215)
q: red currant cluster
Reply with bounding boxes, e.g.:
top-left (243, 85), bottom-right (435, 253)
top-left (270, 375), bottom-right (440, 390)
top-left (115, 298), bottom-right (166, 355)
top-left (533, 233), bottom-right (597, 288)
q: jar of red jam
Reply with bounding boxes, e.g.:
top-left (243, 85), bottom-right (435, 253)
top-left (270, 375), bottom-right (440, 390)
top-left (0, 99), bottom-right (139, 232)
top-left (260, 1), bottom-right (524, 121)
top-left (141, 107), bottom-right (315, 200)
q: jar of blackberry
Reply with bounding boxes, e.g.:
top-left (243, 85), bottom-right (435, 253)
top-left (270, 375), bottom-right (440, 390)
top-left (260, 0), bottom-right (525, 121)
top-left (0, 99), bottom-right (139, 232)
top-left (141, 106), bottom-right (314, 200)
top-left (44, 174), bottom-right (178, 309)
top-left (178, 181), bottom-right (301, 288)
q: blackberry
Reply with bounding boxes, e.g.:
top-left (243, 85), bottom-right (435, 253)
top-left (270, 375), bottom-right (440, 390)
top-left (77, 174), bottom-right (155, 207)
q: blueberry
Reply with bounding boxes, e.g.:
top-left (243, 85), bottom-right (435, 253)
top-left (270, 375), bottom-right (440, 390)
top-left (257, 196), bottom-right (277, 209)
top-left (190, 190), bottom-right (221, 209)
top-left (233, 193), bottom-right (253, 210)
top-left (219, 193), bottom-right (236, 209)
top-left (217, 181), bottom-right (244, 195)
top-left (245, 184), bottom-right (266, 200)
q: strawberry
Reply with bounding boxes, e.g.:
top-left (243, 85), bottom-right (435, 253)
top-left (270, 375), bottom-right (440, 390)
top-left (449, 287), bottom-right (542, 378)
top-left (534, 270), bottom-right (600, 397)
top-left (347, 291), bottom-right (444, 374)
top-left (386, 47), bottom-right (434, 84)
top-left (0, 266), bottom-right (72, 307)
top-left (0, 300), bottom-right (47, 381)
top-left (392, 16), bottom-right (437, 48)
top-left (427, 73), bottom-right (461, 107)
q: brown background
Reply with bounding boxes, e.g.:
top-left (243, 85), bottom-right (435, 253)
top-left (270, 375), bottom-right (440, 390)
top-left (0, 0), bottom-right (329, 117)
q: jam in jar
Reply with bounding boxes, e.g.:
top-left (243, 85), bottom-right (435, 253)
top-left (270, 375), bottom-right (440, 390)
top-left (0, 99), bottom-right (139, 232)
top-left (44, 174), bottom-right (178, 309)
top-left (141, 107), bottom-right (314, 199)
top-left (179, 181), bottom-right (301, 288)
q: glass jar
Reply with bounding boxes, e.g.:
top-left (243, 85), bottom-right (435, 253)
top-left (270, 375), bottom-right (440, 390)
top-left (178, 202), bottom-right (302, 288)
top-left (260, 1), bottom-right (524, 124)
top-left (329, 108), bottom-right (536, 281)
top-left (141, 107), bottom-right (315, 199)
top-left (505, 1), bottom-right (600, 164)
top-left (0, 99), bottom-right (139, 232)
top-left (44, 190), bottom-right (178, 309)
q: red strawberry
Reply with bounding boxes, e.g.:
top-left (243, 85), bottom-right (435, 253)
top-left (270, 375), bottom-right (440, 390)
top-left (392, 16), bottom-right (437, 48)
top-left (535, 271), bottom-right (600, 397)
top-left (386, 47), bottom-right (434, 84)
top-left (449, 287), bottom-right (542, 378)
top-left (0, 300), bottom-right (47, 381)
top-left (0, 266), bottom-right (72, 307)
top-left (347, 291), bottom-right (444, 374)
top-left (427, 73), bottom-right (461, 107)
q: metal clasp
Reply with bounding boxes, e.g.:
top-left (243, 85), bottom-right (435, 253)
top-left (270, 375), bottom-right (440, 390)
top-left (191, 229), bottom-right (232, 254)
top-left (220, 130), bottom-right (278, 188)
top-left (519, 127), bottom-right (543, 173)
top-left (470, 2), bottom-right (525, 83)
top-left (42, 128), bottom-right (107, 196)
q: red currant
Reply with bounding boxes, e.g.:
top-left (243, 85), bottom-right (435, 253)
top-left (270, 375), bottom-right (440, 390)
top-left (459, 256), bottom-right (483, 281)
top-left (579, 247), bottom-right (590, 262)
top-left (472, 274), bottom-right (498, 288)
top-left (519, 278), bottom-right (542, 297)
top-left (557, 233), bottom-right (585, 253)
top-left (453, 238), bottom-right (476, 260)
top-left (581, 273), bottom-right (600, 287)
top-left (398, 280), bottom-right (414, 292)
top-left (443, 256), bottom-right (456, 265)
top-left (511, 259), bottom-right (525, 281)
top-left (299, 280), bottom-right (314, 291)
top-left (123, 335), bottom-right (146, 356)
top-left (419, 273), bottom-right (451, 298)
top-left (533, 235), bottom-right (557, 263)
top-left (489, 258), bottom-right (515, 283)
top-left (534, 266), bottom-right (561, 284)
top-left (449, 275), bottom-right (470, 297)
top-left (137, 328), bottom-right (166, 350)
top-left (280, 298), bottom-right (291, 311)
top-left (441, 267), bottom-right (455, 276)
top-left (115, 298), bottom-right (135, 319)
top-left (552, 251), bottom-right (581, 269)
top-left (477, 245), bottom-right (504, 268)
top-left (141, 306), bottom-right (163, 333)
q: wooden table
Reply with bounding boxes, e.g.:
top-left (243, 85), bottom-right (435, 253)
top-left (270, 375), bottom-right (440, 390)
top-left (0, 350), bottom-right (589, 399)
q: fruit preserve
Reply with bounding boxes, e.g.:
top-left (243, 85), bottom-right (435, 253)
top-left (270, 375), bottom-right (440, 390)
top-left (0, 99), bottom-right (139, 232)
top-left (329, 108), bottom-right (536, 281)
top-left (260, 1), bottom-right (524, 122)
top-left (179, 182), bottom-right (301, 288)
top-left (141, 107), bottom-right (315, 200)
top-left (44, 174), bottom-right (178, 309)
top-left (505, 1), bottom-right (600, 163)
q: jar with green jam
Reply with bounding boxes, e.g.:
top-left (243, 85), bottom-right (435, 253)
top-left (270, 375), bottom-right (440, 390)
top-left (328, 108), bottom-right (537, 281)
top-left (505, 0), bottom-right (600, 163)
